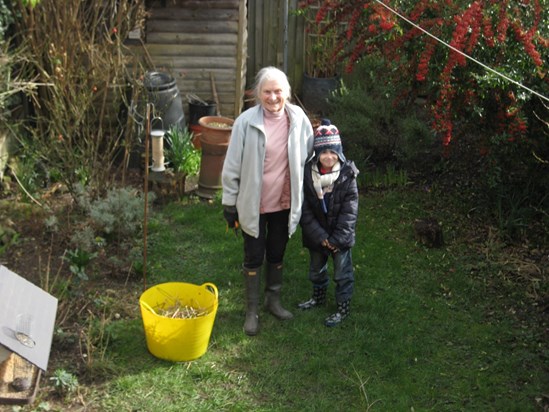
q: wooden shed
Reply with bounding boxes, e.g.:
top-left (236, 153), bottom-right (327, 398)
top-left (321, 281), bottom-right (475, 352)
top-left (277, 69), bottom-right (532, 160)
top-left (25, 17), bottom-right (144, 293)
top-left (140, 0), bottom-right (248, 120)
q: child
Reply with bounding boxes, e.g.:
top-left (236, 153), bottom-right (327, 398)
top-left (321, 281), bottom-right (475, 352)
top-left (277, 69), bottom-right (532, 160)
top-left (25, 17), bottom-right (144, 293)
top-left (298, 119), bottom-right (359, 327)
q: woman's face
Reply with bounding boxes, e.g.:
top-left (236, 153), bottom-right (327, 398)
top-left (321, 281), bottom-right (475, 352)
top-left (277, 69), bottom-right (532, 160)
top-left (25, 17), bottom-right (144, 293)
top-left (259, 79), bottom-right (287, 113)
top-left (319, 150), bottom-right (339, 170)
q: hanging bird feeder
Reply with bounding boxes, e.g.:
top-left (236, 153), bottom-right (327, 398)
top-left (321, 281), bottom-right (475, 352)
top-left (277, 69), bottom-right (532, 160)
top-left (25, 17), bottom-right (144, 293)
top-left (150, 116), bottom-right (166, 172)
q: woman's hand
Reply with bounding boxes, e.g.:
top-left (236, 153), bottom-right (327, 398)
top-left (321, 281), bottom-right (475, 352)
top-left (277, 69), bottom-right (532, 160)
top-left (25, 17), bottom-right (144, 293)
top-left (223, 206), bottom-right (239, 228)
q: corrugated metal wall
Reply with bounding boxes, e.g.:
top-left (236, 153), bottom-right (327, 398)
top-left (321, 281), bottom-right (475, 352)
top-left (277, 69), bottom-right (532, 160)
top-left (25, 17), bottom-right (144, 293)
top-left (246, 0), bottom-right (305, 97)
top-left (144, 0), bottom-right (247, 119)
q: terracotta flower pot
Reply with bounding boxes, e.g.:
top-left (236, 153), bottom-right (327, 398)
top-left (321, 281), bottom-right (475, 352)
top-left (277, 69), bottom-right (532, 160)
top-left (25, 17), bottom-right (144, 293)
top-left (198, 116), bottom-right (234, 145)
top-left (196, 116), bottom-right (234, 199)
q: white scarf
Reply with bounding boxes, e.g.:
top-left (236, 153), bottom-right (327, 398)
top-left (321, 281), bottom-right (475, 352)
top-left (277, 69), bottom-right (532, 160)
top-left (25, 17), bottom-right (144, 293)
top-left (312, 161), bottom-right (340, 201)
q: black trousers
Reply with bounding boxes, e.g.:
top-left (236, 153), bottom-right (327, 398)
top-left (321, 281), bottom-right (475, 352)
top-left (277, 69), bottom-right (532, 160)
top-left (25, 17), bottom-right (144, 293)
top-left (242, 209), bottom-right (290, 268)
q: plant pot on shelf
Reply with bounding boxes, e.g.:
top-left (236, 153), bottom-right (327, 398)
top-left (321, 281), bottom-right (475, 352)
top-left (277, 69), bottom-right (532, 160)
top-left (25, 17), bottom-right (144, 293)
top-left (196, 116), bottom-right (234, 199)
top-left (299, 0), bottom-right (343, 116)
top-left (301, 73), bottom-right (340, 116)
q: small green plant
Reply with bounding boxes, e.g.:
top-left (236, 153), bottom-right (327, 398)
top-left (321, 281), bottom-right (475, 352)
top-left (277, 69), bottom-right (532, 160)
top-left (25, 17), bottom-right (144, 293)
top-left (0, 224), bottom-right (18, 254)
top-left (10, 154), bottom-right (49, 202)
top-left (64, 248), bottom-right (97, 281)
top-left (11, 401), bottom-right (51, 412)
top-left (383, 164), bottom-right (409, 187)
top-left (394, 115), bottom-right (438, 170)
top-left (164, 126), bottom-right (201, 176)
top-left (49, 368), bottom-right (79, 396)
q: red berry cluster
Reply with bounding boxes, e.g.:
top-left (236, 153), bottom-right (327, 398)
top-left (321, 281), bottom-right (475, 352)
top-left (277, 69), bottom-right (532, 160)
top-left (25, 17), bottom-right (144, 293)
top-left (299, 0), bottom-right (547, 146)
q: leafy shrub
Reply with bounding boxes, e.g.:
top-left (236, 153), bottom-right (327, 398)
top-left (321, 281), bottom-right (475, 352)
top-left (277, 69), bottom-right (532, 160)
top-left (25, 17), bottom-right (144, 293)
top-left (327, 56), bottom-right (439, 179)
top-left (394, 116), bottom-right (439, 172)
top-left (0, 0), bottom-right (14, 39)
top-left (482, 133), bottom-right (549, 242)
top-left (85, 186), bottom-right (146, 241)
top-left (328, 81), bottom-right (391, 166)
top-left (70, 185), bottom-right (154, 276)
top-left (10, 1), bottom-right (147, 198)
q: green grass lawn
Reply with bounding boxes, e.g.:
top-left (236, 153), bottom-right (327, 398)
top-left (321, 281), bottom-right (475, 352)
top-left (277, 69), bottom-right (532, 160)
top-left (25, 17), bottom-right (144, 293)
top-left (90, 188), bottom-right (546, 411)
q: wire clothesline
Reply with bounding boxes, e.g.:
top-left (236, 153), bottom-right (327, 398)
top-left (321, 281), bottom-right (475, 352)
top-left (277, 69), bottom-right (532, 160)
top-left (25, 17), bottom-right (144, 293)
top-left (372, 0), bottom-right (549, 103)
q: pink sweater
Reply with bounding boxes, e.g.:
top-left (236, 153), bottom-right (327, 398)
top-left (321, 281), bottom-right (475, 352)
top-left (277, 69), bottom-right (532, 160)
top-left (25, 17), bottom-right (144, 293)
top-left (260, 108), bottom-right (290, 213)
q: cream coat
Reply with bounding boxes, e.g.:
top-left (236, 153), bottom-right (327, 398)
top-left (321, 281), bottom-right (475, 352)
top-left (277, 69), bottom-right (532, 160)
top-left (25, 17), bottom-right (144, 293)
top-left (222, 103), bottom-right (314, 238)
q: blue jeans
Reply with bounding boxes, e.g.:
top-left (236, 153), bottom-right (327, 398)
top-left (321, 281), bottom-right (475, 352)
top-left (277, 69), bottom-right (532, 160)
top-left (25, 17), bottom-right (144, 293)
top-left (242, 210), bottom-right (290, 268)
top-left (308, 248), bottom-right (354, 303)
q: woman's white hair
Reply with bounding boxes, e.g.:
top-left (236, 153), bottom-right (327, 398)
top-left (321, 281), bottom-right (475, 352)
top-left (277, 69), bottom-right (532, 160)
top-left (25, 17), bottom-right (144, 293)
top-left (253, 66), bottom-right (291, 103)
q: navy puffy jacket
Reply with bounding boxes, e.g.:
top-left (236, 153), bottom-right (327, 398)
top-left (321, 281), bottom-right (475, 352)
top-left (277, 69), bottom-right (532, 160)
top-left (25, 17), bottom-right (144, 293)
top-left (300, 159), bottom-right (359, 251)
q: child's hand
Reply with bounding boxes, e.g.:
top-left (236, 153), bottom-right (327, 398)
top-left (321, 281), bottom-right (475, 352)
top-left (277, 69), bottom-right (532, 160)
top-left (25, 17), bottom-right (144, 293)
top-left (321, 239), bottom-right (339, 253)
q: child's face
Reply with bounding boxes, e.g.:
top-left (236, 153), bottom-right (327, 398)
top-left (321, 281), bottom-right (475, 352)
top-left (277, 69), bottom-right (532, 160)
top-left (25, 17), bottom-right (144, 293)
top-left (319, 150), bottom-right (339, 170)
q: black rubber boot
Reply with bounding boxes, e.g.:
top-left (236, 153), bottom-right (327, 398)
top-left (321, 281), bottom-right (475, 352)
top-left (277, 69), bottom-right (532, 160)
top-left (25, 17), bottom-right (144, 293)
top-left (264, 262), bottom-right (293, 320)
top-left (297, 286), bottom-right (328, 310)
top-left (324, 299), bottom-right (351, 327)
top-left (243, 266), bottom-right (261, 336)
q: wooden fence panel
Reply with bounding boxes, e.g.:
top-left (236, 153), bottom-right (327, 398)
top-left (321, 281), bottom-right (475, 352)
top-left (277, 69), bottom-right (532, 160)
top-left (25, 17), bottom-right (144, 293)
top-left (246, 0), bottom-right (305, 97)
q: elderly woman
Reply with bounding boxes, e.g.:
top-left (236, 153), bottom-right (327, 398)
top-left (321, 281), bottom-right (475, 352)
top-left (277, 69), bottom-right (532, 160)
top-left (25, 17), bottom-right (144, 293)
top-left (222, 67), bottom-right (314, 336)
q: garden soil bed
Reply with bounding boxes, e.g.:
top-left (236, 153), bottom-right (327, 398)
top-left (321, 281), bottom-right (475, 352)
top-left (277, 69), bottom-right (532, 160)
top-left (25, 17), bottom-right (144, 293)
top-left (0, 169), bottom-right (156, 409)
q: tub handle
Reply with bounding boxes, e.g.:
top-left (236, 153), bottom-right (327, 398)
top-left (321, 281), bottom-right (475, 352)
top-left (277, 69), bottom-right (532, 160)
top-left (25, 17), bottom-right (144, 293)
top-left (202, 282), bottom-right (218, 300)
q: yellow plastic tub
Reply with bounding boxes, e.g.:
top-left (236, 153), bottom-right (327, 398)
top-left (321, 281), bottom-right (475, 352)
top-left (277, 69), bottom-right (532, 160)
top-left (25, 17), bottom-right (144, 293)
top-left (139, 282), bottom-right (218, 362)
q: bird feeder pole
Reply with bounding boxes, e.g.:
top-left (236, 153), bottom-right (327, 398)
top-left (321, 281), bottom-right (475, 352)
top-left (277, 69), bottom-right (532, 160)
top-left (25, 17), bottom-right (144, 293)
top-left (143, 103), bottom-right (152, 290)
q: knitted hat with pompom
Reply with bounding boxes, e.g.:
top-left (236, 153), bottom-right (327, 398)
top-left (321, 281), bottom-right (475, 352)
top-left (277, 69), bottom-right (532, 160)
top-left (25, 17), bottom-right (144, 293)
top-left (313, 118), bottom-right (345, 162)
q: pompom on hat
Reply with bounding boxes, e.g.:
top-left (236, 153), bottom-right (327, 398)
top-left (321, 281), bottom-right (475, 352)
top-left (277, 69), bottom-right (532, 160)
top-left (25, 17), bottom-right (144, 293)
top-left (313, 118), bottom-right (346, 162)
